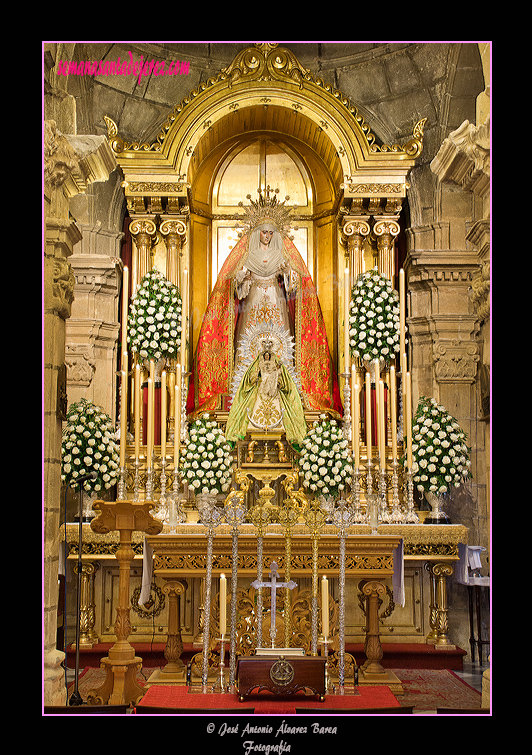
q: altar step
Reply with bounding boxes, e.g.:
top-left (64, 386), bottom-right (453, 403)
top-left (65, 642), bottom-right (466, 671)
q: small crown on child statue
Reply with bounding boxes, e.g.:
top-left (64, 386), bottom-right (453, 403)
top-left (238, 186), bottom-right (294, 235)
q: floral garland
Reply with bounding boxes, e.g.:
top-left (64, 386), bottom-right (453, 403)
top-left (349, 267), bottom-right (401, 364)
top-left (128, 268), bottom-right (182, 362)
top-left (406, 396), bottom-right (471, 495)
top-left (298, 414), bottom-right (352, 499)
top-left (61, 398), bottom-right (120, 494)
top-left (181, 414), bottom-right (234, 495)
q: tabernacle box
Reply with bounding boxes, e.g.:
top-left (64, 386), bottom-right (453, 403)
top-left (236, 655), bottom-right (326, 701)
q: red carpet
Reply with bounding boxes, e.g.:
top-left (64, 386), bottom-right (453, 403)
top-left (70, 666), bottom-right (483, 712)
top-left (135, 684), bottom-right (400, 714)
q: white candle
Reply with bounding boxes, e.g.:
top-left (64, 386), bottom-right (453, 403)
top-left (147, 360), bottom-right (155, 467)
top-left (374, 360), bottom-right (381, 461)
top-left (219, 573), bottom-right (227, 637)
top-left (121, 266), bottom-right (129, 353)
top-left (379, 379), bottom-right (386, 471)
top-left (405, 371), bottom-right (413, 470)
top-left (365, 371), bottom-right (372, 458)
top-left (390, 365), bottom-right (397, 462)
top-left (174, 364), bottom-right (181, 472)
top-left (321, 576), bottom-right (329, 637)
top-left (119, 265), bottom-right (129, 469)
top-left (161, 370), bottom-right (167, 460)
top-left (134, 363), bottom-right (141, 461)
top-left (120, 363), bottom-right (127, 468)
top-left (321, 576), bottom-right (329, 638)
top-left (344, 266), bottom-right (350, 372)
top-left (401, 351), bottom-right (408, 400)
top-left (180, 269), bottom-right (188, 372)
top-left (352, 367), bottom-right (360, 469)
top-left (399, 268), bottom-right (405, 362)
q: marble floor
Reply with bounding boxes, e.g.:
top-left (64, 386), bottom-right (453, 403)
top-left (454, 660), bottom-right (487, 693)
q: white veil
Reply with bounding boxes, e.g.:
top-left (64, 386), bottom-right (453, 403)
top-left (244, 222), bottom-right (288, 276)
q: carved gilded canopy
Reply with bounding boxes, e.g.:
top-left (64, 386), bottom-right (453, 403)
top-left (105, 43), bottom-right (426, 210)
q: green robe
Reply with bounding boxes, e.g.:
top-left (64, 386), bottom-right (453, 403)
top-left (226, 354), bottom-right (306, 444)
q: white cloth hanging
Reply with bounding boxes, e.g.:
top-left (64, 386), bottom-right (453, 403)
top-left (139, 539), bottom-right (154, 606)
top-left (392, 539), bottom-right (405, 607)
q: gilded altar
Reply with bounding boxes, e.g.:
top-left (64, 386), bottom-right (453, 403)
top-left (59, 43), bottom-right (471, 698)
top-left (62, 519), bottom-right (467, 650)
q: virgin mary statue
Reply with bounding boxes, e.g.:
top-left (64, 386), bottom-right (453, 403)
top-left (187, 190), bottom-right (342, 423)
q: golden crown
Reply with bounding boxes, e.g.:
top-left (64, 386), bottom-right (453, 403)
top-left (238, 186), bottom-right (294, 235)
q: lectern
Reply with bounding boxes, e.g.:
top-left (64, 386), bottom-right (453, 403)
top-left (86, 500), bottom-right (162, 707)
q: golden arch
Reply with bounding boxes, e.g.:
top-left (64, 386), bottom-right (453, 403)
top-left (106, 43), bottom-right (425, 183)
top-left (107, 43), bottom-right (425, 366)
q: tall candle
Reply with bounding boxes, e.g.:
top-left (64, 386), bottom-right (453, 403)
top-left (405, 371), bottom-right (413, 470)
top-left (390, 365), bottom-right (397, 462)
top-left (344, 266), bottom-right (350, 372)
top-left (352, 367), bottom-right (360, 469)
top-left (174, 364), bottom-right (181, 472)
top-left (219, 573), bottom-right (227, 637)
top-left (119, 265), bottom-right (129, 468)
top-left (321, 575), bottom-right (329, 637)
top-left (134, 363), bottom-right (140, 461)
top-left (401, 351), bottom-right (408, 399)
top-left (161, 370), bottom-right (167, 460)
top-left (120, 364), bottom-right (127, 468)
top-left (121, 266), bottom-right (129, 352)
top-left (379, 379), bottom-right (386, 471)
top-left (374, 360), bottom-right (381, 461)
top-left (365, 371), bottom-right (372, 457)
top-left (147, 360), bottom-right (155, 466)
top-left (180, 269), bottom-right (188, 371)
top-left (399, 268), bottom-right (405, 361)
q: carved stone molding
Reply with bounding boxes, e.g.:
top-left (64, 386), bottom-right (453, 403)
top-left (430, 116), bottom-right (490, 197)
top-left (44, 120), bottom-right (79, 190)
top-left (433, 340), bottom-right (479, 383)
top-left (470, 260), bottom-right (490, 323)
top-left (65, 344), bottom-right (96, 386)
top-left (49, 255), bottom-right (76, 320)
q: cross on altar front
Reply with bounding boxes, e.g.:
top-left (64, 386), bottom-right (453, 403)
top-left (251, 561), bottom-right (297, 648)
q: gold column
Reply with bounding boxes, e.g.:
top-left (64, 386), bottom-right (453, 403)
top-left (145, 579), bottom-right (188, 686)
top-left (427, 562), bottom-right (456, 649)
top-left (358, 579), bottom-right (404, 694)
top-left (343, 218), bottom-right (370, 279)
top-left (129, 218), bottom-right (157, 288)
top-left (72, 561), bottom-right (100, 648)
top-left (160, 218), bottom-right (187, 287)
top-left (373, 218), bottom-right (400, 281)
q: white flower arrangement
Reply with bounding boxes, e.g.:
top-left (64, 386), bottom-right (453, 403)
top-left (406, 396), bottom-right (471, 495)
top-left (181, 414), bottom-right (234, 495)
top-left (349, 267), bottom-right (401, 364)
top-left (61, 398), bottom-right (120, 494)
top-left (128, 268), bottom-right (182, 363)
top-left (298, 414), bottom-right (352, 499)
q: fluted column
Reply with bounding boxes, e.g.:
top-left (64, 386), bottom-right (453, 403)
top-left (343, 217), bottom-right (370, 279)
top-left (160, 218), bottom-right (187, 287)
top-left (129, 218), bottom-right (157, 288)
top-left (374, 218), bottom-right (400, 281)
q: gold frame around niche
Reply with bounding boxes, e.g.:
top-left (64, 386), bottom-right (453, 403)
top-left (105, 42), bottom-right (425, 368)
